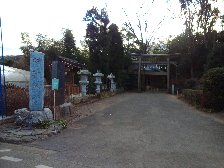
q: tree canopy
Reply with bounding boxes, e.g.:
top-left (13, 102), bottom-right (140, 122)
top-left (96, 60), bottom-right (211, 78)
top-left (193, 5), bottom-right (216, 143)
top-left (17, 1), bottom-right (223, 87)
top-left (83, 7), bottom-right (130, 86)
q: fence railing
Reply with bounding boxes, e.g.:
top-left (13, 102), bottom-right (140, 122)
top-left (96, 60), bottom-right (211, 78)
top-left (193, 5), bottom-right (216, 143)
top-left (65, 84), bottom-right (80, 96)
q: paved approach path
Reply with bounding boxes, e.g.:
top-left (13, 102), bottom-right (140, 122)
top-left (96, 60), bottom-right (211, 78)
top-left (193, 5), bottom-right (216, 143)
top-left (1, 92), bottom-right (224, 168)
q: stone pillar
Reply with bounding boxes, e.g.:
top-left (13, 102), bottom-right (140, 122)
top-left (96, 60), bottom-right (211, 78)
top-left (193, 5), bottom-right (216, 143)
top-left (93, 70), bottom-right (104, 94)
top-left (138, 56), bottom-right (142, 92)
top-left (107, 73), bottom-right (116, 92)
top-left (77, 70), bottom-right (91, 96)
top-left (167, 57), bottom-right (170, 92)
top-left (172, 84), bottom-right (175, 95)
top-left (29, 51), bottom-right (45, 111)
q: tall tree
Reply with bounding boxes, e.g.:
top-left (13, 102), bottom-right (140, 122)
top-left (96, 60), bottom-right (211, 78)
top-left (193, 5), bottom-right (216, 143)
top-left (84, 7), bottom-right (130, 87)
top-left (62, 29), bottom-right (78, 60)
top-left (20, 32), bottom-right (64, 83)
top-left (207, 31), bottom-right (224, 69)
top-left (83, 7), bottom-right (110, 73)
top-left (107, 24), bottom-right (130, 86)
top-left (20, 32), bottom-right (34, 70)
top-left (122, 0), bottom-right (169, 54)
top-left (179, 0), bottom-right (220, 38)
top-left (168, 32), bottom-right (208, 78)
top-left (35, 33), bottom-right (50, 53)
top-left (178, 0), bottom-right (221, 77)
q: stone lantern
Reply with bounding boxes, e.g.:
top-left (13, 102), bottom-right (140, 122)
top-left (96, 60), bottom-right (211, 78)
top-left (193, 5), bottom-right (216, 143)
top-left (107, 73), bottom-right (116, 92)
top-left (77, 69), bottom-right (91, 96)
top-left (93, 70), bottom-right (104, 94)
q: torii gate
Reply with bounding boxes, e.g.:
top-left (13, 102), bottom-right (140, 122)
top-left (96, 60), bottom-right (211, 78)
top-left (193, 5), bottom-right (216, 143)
top-left (130, 53), bottom-right (181, 92)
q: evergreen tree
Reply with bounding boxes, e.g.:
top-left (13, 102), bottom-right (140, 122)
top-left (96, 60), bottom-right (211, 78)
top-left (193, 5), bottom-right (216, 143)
top-left (84, 8), bottom-right (131, 87)
top-left (62, 29), bottom-right (78, 60)
top-left (84, 7), bottom-right (110, 73)
top-left (107, 24), bottom-right (127, 86)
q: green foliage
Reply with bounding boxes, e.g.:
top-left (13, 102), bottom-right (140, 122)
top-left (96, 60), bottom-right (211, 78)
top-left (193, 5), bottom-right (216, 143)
top-left (202, 67), bottom-right (224, 111)
top-left (19, 30), bottom-right (90, 84)
top-left (207, 31), bottom-right (224, 69)
top-left (121, 26), bottom-right (140, 54)
top-left (19, 32), bottom-right (34, 70)
top-left (84, 7), bottom-right (110, 73)
top-left (34, 119), bottom-right (67, 129)
top-left (168, 29), bottom-right (223, 79)
top-left (4, 59), bottom-right (14, 66)
top-left (182, 89), bottom-right (203, 107)
top-left (179, 0), bottom-right (192, 9)
top-left (36, 33), bottom-right (50, 53)
top-left (152, 41), bottom-right (169, 54)
top-left (84, 7), bottom-right (131, 87)
top-left (168, 33), bottom-right (207, 78)
top-left (6, 84), bottom-right (29, 116)
top-left (179, 0), bottom-right (220, 35)
top-left (184, 79), bottom-right (200, 89)
top-left (176, 0), bottom-right (221, 78)
top-left (62, 29), bottom-right (78, 60)
top-left (54, 119), bottom-right (67, 129)
top-left (34, 120), bottom-right (52, 129)
top-left (107, 24), bottom-right (130, 87)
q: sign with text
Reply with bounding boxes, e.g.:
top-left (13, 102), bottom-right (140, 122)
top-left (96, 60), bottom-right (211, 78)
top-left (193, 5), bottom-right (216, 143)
top-left (52, 78), bottom-right (59, 90)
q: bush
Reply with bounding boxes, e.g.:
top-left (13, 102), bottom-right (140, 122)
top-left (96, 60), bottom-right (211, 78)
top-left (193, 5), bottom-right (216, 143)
top-left (5, 84), bottom-right (29, 116)
top-left (184, 79), bottom-right (201, 89)
top-left (4, 84), bottom-right (53, 116)
top-left (182, 89), bottom-right (203, 107)
top-left (202, 67), bottom-right (224, 111)
top-left (34, 119), bottom-right (67, 129)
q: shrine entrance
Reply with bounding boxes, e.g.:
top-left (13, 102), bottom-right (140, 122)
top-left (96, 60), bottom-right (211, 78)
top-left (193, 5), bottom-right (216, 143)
top-left (128, 53), bottom-right (180, 92)
top-left (144, 75), bottom-right (167, 91)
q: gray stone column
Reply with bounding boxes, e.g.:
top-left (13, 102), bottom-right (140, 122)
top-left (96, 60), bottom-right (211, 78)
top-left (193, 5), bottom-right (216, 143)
top-left (167, 57), bottom-right (170, 92)
top-left (138, 56), bottom-right (142, 92)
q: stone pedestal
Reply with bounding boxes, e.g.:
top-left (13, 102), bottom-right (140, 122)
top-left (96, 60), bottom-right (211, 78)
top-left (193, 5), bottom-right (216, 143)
top-left (93, 70), bottom-right (104, 94)
top-left (77, 70), bottom-right (91, 96)
top-left (14, 108), bottom-right (53, 126)
top-left (107, 73), bottom-right (116, 92)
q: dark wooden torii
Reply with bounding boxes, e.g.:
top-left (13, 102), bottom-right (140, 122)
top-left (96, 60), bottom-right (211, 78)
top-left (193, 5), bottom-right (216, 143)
top-left (130, 53), bottom-right (181, 92)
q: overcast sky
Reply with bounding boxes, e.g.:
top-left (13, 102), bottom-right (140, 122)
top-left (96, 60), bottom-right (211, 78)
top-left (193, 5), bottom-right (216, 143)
top-left (0, 0), bottom-right (223, 55)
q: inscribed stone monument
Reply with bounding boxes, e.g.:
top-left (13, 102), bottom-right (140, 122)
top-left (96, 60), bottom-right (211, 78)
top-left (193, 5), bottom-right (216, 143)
top-left (29, 51), bottom-right (45, 111)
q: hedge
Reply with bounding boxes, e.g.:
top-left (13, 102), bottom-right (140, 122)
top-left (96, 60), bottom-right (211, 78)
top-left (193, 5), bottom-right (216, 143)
top-left (202, 67), bottom-right (224, 111)
top-left (182, 89), bottom-right (204, 107)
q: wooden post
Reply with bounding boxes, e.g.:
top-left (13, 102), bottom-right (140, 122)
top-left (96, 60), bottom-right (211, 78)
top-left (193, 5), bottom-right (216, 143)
top-left (138, 55), bottom-right (142, 92)
top-left (53, 90), bottom-right (56, 120)
top-left (167, 57), bottom-right (170, 92)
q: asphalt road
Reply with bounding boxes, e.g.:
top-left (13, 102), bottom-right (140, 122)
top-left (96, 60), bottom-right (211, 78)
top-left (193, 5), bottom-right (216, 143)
top-left (1, 92), bottom-right (224, 168)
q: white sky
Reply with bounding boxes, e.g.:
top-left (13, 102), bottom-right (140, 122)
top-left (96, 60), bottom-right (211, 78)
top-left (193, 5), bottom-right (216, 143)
top-left (0, 0), bottom-right (223, 55)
